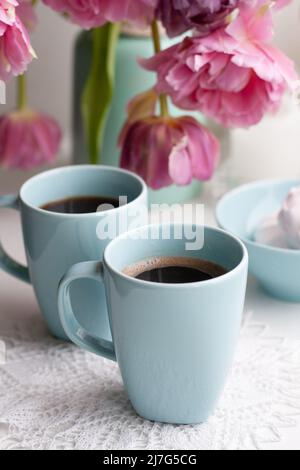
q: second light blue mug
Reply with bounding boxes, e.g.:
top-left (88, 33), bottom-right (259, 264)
top-left (0, 165), bottom-right (148, 340)
top-left (58, 224), bottom-right (248, 424)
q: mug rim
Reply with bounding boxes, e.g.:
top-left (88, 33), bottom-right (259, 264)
top-left (216, 178), bottom-right (300, 255)
top-left (104, 223), bottom-right (248, 289)
top-left (19, 165), bottom-right (148, 218)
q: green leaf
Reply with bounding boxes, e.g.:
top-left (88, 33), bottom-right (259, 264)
top-left (81, 23), bottom-right (120, 164)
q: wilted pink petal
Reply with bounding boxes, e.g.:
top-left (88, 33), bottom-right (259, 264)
top-left (0, 16), bottom-right (34, 81)
top-left (156, 0), bottom-right (240, 38)
top-left (0, 110), bottom-right (62, 169)
top-left (43, 0), bottom-right (157, 29)
top-left (169, 139), bottom-right (193, 186)
top-left (0, 0), bottom-right (18, 26)
top-left (182, 116), bottom-right (220, 180)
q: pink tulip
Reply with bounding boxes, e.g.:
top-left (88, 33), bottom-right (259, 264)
top-left (43, 0), bottom-right (157, 29)
top-left (0, 9), bottom-right (34, 81)
top-left (120, 115), bottom-right (219, 189)
top-left (141, 5), bottom-right (298, 128)
top-left (0, 109), bottom-right (62, 169)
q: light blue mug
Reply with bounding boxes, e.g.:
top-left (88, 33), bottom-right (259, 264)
top-left (58, 224), bottom-right (248, 424)
top-left (0, 165), bottom-right (148, 340)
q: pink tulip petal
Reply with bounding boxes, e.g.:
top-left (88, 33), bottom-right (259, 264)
top-left (169, 141), bottom-right (193, 186)
top-left (180, 117), bottom-right (220, 180)
top-left (43, 0), bottom-right (157, 29)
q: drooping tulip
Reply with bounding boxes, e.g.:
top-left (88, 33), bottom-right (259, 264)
top-left (120, 115), bottom-right (219, 189)
top-left (142, 5), bottom-right (298, 128)
top-left (0, 109), bottom-right (62, 169)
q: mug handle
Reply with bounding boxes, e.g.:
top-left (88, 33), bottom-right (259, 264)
top-left (0, 195), bottom-right (30, 283)
top-left (58, 261), bottom-right (116, 362)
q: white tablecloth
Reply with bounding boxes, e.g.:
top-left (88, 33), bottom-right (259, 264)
top-left (0, 170), bottom-right (300, 450)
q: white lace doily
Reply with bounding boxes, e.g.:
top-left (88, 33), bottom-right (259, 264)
top-left (0, 313), bottom-right (300, 450)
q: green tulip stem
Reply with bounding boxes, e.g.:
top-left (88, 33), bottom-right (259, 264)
top-left (17, 74), bottom-right (28, 110)
top-left (151, 20), bottom-right (169, 118)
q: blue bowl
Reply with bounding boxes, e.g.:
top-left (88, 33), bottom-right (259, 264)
top-left (216, 179), bottom-right (300, 302)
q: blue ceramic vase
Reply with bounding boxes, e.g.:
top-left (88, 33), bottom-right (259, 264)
top-left (73, 30), bottom-right (203, 204)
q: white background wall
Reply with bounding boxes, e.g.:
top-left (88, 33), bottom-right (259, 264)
top-left (2, 2), bottom-right (300, 161)
top-left (273, 0), bottom-right (300, 61)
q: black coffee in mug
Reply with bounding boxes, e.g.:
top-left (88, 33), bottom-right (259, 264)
top-left (123, 257), bottom-right (227, 284)
top-left (41, 196), bottom-right (121, 214)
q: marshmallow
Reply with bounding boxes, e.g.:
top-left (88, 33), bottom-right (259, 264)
top-left (255, 213), bottom-right (289, 249)
top-left (278, 187), bottom-right (300, 249)
top-left (254, 187), bottom-right (300, 250)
